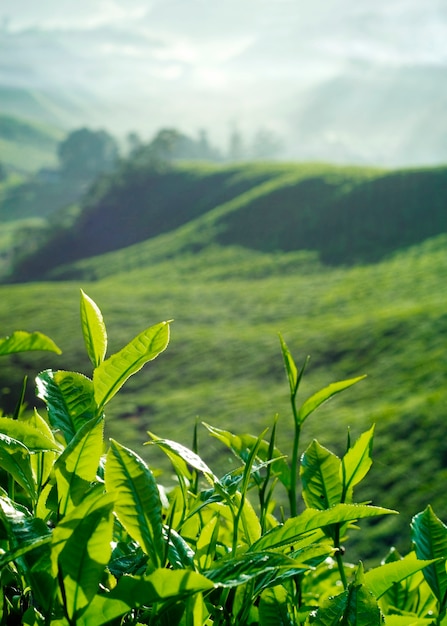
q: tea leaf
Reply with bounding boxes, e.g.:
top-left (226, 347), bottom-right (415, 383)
top-left (0, 434), bottom-right (35, 499)
top-left (251, 504), bottom-right (396, 552)
top-left (36, 369), bottom-right (97, 444)
top-left (203, 423), bottom-right (291, 490)
top-left (364, 551), bottom-right (437, 600)
top-left (105, 439), bottom-right (164, 567)
top-left (382, 616), bottom-right (433, 625)
top-left (0, 416), bottom-right (58, 452)
top-left (93, 320), bottom-right (170, 408)
top-left (259, 586), bottom-right (294, 626)
top-left (411, 506), bottom-right (447, 604)
top-left (196, 515), bottom-right (219, 570)
top-left (51, 491), bottom-right (114, 621)
top-left (313, 563), bottom-right (382, 625)
top-left (0, 493), bottom-right (53, 610)
top-left (81, 569), bottom-right (215, 626)
top-left (341, 425), bottom-right (374, 502)
top-left (80, 290), bottom-right (107, 367)
top-left (279, 333), bottom-right (299, 396)
top-left (298, 376), bottom-right (366, 425)
top-left (205, 551), bottom-right (308, 587)
top-left (0, 331), bottom-right (61, 356)
top-left (147, 434), bottom-right (218, 487)
top-left (54, 415), bottom-right (104, 517)
top-left (301, 440), bottom-right (342, 509)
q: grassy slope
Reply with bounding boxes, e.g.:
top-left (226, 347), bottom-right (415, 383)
top-left (11, 159), bottom-right (447, 282)
top-left (0, 234), bottom-right (446, 561)
top-left (0, 114), bottom-right (63, 173)
top-left (1, 160), bottom-right (446, 561)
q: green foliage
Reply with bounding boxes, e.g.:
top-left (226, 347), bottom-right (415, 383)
top-left (57, 127), bottom-right (119, 183)
top-left (0, 330), bottom-right (61, 356)
top-left (0, 292), bottom-right (446, 624)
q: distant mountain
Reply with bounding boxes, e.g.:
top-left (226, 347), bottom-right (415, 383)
top-left (0, 86), bottom-right (93, 130)
top-left (286, 63), bottom-right (447, 166)
top-left (7, 159), bottom-right (447, 283)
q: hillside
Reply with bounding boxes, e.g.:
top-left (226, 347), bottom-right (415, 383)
top-left (0, 86), bottom-right (91, 132)
top-left (8, 160), bottom-right (447, 282)
top-left (0, 112), bottom-right (64, 173)
top-left (0, 233), bottom-right (446, 562)
top-left (1, 160), bottom-right (447, 561)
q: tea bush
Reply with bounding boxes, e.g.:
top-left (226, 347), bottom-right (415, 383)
top-left (0, 290), bottom-right (445, 625)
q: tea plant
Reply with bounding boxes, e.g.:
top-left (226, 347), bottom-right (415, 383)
top-left (0, 290), bottom-right (445, 625)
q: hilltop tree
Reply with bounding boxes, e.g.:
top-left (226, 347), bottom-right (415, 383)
top-left (126, 131), bottom-right (142, 157)
top-left (58, 127), bottom-right (119, 182)
top-left (251, 128), bottom-right (283, 160)
top-left (228, 126), bottom-right (245, 161)
top-left (128, 128), bottom-right (221, 167)
top-left (197, 129), bottom-right (222, 161)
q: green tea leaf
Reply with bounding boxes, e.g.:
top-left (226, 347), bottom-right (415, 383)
top-left (301, 440), bottom-right (342, 509)
top-left (233, 491), bottom-right (262, 546)
top-left (411, 506), bottom-right (447, 604)
top-left (0, 493), bottom-right (53, 611)
top-left (22, 409), bottom-right (60, 486)
top-left (196, 515), bottom-right (219, 570)
top-left (0, 416), bottom-right (59, 452)
top-left (203, 422), bottom-right (291, 492)
top-left (313, 563), bottom-right (382, 625)
top-left (251, 504), bottom-right (396, 552)
top-left (36, 369), bottom-right (97, 444)
top-left (279, 333), bottom-right (299, 396)
top-left (93, 320), bottom-right (170, 408)
top-left (54, 415), bottom-right (104, 517)
top-left (205, 551), bottom-right (308, 587)
top-left (259, 586), bottom-right (294, 626)
top-left (341, 426), bottom-right (375, 502)
top-left (81, 569), bottom-right (215, 626)
top-left (383, 616), bottom-right (434, 625)
top-left (51, 491), bottom-right (114, 621)
top-left (105, 439), bottom-right (164, 567)
top-left (298, 376), bottom-right (366, 425)
top-left (80, 290), bottom-right (107, 368)
top-left (21, 408), bottom-right (58, 445)
top-left (147, 434), bottom-right (219, 487)
top-left (364, 551), bottom-right (437, 600)
top-left (166, 527), bottom-right (196, 569)
top-left (0, 434), bottom-right (35, 499)
top-left (378, 548), bottom-right (436, 617)
top-left (0, 331), bottom-right (61, 356)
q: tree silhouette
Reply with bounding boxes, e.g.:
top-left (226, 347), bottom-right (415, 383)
top-left (58, 128), bottom-right (119, 182)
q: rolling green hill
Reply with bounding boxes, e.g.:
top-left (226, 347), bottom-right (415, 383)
top-left (0, 159), bottom-right (446, 562)
top-left (8, 160), bottom-right (447, 282)
top-left (0, 113), bottom-right (63, 173)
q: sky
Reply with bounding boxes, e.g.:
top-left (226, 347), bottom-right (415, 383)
top-left (1, 0), bottom-right (447, 163)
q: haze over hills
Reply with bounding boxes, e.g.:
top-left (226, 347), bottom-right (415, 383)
top-left (1, 1), bottom-right (447, 165)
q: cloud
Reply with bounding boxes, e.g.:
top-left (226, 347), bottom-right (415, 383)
top-left (1, 0), bottom-right (151, 30)
top-left (1, 0), bottom-right (447, 159)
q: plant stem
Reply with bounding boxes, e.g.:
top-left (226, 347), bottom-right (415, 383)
top-left (334, 525), bottom-right (348, 589)
top-left (288, 398), bottom-right (301, 518)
